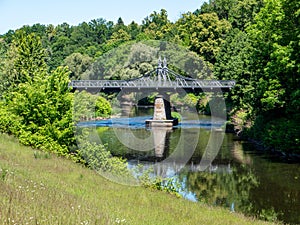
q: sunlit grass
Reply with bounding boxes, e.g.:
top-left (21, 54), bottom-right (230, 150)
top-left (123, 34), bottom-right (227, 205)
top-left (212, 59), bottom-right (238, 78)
top-left (0, 133), bottom-right (275, 225)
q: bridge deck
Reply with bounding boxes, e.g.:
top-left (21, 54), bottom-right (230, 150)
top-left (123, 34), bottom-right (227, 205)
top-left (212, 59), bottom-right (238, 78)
top-left (69, 59), bottom-right (235, 93)
top-left (69, 79), bottom-right (235, 92)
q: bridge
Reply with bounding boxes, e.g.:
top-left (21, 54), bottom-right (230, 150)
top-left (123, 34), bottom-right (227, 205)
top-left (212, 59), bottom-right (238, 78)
top-left (69, 58), bottom-right (235, 93)
top-left (70, 58), bottom-right (235, 126)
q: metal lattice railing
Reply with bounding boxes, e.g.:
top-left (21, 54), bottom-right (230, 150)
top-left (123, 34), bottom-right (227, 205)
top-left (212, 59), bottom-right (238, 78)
top-left (69, 79), bottom-right (236, 89)
top-left (69, 58), bottom-right (235, 91)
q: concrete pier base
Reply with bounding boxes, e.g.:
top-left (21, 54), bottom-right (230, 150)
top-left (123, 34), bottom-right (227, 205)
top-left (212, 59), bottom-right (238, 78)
top-left (145, 119), bottom-right (178, 127)
top-left (145, 94), bottom-right (178, 127)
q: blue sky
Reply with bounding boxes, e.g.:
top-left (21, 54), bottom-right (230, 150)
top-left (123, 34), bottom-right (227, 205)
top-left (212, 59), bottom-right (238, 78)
top-left (0, 0), bottom-right (205, 34)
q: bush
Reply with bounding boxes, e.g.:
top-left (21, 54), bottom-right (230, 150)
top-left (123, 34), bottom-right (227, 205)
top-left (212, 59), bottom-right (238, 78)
top-left (95, 96), bottom-right (112, 117)
top-left (136, 166), bottom-right (182, 197)
top-left (78, 140), bottom-right (129, 176)
top-left (247, 115), bottom-right (300, 154)
top-left (73, 91), bottom-right (112, 121)
top-left (171, 112), bottom-right (182, 121)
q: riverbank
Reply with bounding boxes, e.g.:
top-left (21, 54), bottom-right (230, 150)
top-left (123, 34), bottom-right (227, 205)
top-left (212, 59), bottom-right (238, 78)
top-left (0, 133), bottom-right (274, 225)
top-left (228, 113), bottom-right (300, 161)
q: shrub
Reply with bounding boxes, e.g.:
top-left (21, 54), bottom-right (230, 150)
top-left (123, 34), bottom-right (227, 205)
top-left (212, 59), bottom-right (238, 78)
top-left (78, 140), bottom-right (129, 176)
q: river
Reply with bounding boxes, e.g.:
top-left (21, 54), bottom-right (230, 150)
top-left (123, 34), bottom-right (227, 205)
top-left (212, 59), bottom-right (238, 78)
top-left (78, 108), bottom-right (300, 224)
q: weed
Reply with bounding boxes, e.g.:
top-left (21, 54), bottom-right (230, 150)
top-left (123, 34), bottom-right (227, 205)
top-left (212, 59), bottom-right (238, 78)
top-left (0, 167), bottom-right (8, 181)
top-left (33, 150), bottom-right (51, 159)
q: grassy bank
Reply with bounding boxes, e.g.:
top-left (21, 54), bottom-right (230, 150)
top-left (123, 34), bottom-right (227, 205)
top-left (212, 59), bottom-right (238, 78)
top-left (0, 133), bottom-right (273, 225)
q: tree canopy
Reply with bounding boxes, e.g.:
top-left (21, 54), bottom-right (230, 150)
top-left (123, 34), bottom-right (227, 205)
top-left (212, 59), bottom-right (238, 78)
top-left (0, 0), bottom-right (299, 154)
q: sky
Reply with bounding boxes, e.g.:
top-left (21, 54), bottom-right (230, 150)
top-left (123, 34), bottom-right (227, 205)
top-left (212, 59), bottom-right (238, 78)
top-left (0, 0), bottom-right (205, 35)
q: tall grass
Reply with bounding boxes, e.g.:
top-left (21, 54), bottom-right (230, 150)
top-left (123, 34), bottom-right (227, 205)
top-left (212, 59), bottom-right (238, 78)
top-left (0, 133), bottom-right (275, 225)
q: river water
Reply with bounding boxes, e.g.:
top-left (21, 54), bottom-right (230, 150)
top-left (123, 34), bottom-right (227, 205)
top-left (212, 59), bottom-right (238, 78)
top-left (78, 108), bottom-right (300, 224)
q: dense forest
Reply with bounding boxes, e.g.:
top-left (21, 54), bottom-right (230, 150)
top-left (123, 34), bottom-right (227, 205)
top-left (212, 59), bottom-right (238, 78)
top-left (0, 0), bottom-right (299, 157)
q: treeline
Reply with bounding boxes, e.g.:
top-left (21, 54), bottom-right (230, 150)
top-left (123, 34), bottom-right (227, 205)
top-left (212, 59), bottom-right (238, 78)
top-left (0, 0), bottom-right (299, 154)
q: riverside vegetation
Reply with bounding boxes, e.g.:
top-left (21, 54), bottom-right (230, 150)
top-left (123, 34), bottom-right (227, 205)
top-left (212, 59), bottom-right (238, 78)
top-left (0, 0), bottom-right (298, 223)
top-left (0, 133), bottom-right (275, 225)
top-left (1, 0), bottom-right (298, 155)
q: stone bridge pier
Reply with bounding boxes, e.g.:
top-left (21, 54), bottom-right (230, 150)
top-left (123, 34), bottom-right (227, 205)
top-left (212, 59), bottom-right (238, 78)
top-left (118, 92), bottom-right (134, 117)
top-left (146, 94), bottom-right (178, 127)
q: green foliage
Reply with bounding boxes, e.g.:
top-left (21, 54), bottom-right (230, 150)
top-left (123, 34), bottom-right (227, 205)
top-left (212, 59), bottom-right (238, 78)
top-left (0, 32), bottom-right (75, 156)
top-left (107, 29), bottom-right (131, 46)
top-left (87, 41), bottom-right (212, 81)
top-left (73, 91), bottom-right (112, 121)
top-left (171, 112), bottom-right (182, 122)
top-left (246, 115), bottom-right (300, 153)
top-left (136, 166), bottom-right (182, 197)
top-left (78, 140), bottom-right (129, 176)
top-left (0, 167), bottom-right (8, 181)
top-left (0, 31), bottom-right (47, 93)
top-left (176, 12), bottom-right (231, 64)
top-left (215, 29), bottom-right (253, 110)
top-left (5, 66), bottom-right (74, 155)
top-left (141, 9), bottom-right (175, 41)
top-left (259, 208), bottom-right (279, 222)
top-left (63, 52), bottom-right (93, 79)
top-left (95, 96), bottom-right (112, 117)
top-left (203, 97), bottom-right (227, 118)
top-left (246, 0), bottom-right (299, 114)
top-left (0, 102), bottom-right (22, 135)
top-left (197, 0), bottom-right (264, 30)
top-left (211, 0), bottom-right (300, 153)
top-left (183, 93), bottom-right (199, 107)
top-left (170, 92), bottom-right (205, 113)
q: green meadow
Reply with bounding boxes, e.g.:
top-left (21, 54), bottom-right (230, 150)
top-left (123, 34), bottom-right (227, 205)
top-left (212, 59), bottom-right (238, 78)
top-left (0, 133), bottom-right (275, 225)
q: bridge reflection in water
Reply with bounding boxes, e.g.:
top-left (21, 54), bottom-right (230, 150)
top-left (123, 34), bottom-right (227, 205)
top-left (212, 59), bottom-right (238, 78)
top-left (78, 114), bottom-right (231, 177)
top-left (148, 126), bottom-right (232, 178)
top-left (152, 127), bottom-right (172, 158)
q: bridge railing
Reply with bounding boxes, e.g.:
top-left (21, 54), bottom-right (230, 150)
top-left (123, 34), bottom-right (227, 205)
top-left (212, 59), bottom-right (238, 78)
top-left (69, 79), bottom-right (236, 89)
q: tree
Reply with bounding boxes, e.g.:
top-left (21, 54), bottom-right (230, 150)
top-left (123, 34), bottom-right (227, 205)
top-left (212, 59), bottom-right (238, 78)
top-left (214, 29), bottom-right (254, 109)
top-left (228, 0), bottom-right (264, 30)
top-left (196, 0), bottom-right (235, 20)
top-left (141, 9), bottom-right (174, 40)
top-left (246, 0), bottom-right (299, 114)
top-left (88, 18), bottom-right (113, 44)
top-left (128, 21), bottom-right (141, 39)
top-left (196, 0), bottom-right (264, 30)
top-left (63, 52), bottom-right (93, 80)
top-left (0, 32), bottom-right (75, 155)
top-left (107, 29), bottom-right (131, 45)
top-left (113, 17), bottom-right (127, 33)
top-left (73, 91), bottom-right (111, 121)
top-left (176, 12), bottom-right (231, 64)
top-left (0, 37), bottom-right (8, 96)
top-left (1, 31), bottom-right (47, 91)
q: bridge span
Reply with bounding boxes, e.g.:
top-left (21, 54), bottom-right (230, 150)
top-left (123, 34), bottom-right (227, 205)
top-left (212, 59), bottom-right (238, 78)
top-left (69, 58), bottom-right (235, 93)
top-left (70, 58), bottom-right (235, 126)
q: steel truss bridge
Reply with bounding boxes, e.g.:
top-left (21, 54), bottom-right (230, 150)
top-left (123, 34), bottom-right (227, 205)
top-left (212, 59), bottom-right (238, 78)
top-left (69, 58), bottom-right (235, 93)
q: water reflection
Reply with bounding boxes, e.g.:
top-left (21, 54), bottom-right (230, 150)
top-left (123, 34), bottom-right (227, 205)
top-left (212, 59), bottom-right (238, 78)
top-left (152, 127), bottom-right (172, 158)
top-left (83, 115), bottom-right (300, 224)
top-left (179, 160), bottom-right (259, 215)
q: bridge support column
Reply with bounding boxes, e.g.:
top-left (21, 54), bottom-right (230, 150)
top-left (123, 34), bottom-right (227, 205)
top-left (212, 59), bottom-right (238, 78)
top-left (119, 93), bottom-right (134, 117)
top-left (146, 94), bottom-right (178, 127)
